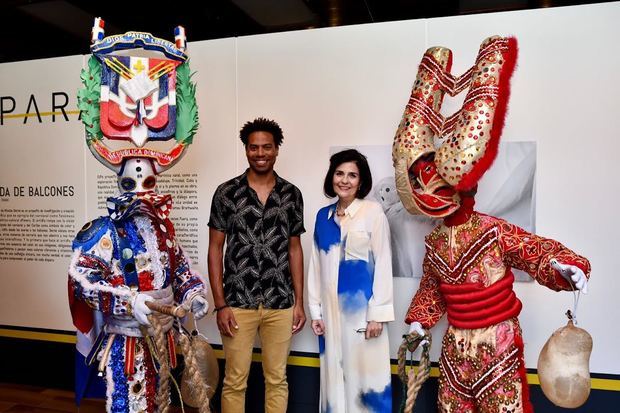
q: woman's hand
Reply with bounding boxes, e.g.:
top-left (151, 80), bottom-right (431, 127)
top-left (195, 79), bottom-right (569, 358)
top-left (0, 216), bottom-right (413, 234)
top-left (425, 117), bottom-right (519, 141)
top-left (365, 321), bottom-right (383, 339)
top-left (311, 319), bottom-right (325, 336)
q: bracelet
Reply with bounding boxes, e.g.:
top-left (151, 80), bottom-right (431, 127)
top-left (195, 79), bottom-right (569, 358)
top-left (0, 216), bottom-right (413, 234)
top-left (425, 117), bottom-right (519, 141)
top-left (214, 304), bottom-right (229, 312)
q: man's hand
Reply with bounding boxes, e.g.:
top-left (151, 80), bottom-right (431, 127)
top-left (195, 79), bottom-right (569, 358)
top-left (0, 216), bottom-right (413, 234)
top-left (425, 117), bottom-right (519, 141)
top-left (217, 307), bottom-right (238, 337)
top-left (132, 293), bottom-right (154, 326)
top-left (292, 303), bottom-right (306, 334)
top-left (551, 259), bottom-right (588, 294)
top-left (311, 319), bottom-right (325, 336)
top-left (365, 321), bottom-right (383, 340)
top-left (190, 295), bottom-right (209, 320)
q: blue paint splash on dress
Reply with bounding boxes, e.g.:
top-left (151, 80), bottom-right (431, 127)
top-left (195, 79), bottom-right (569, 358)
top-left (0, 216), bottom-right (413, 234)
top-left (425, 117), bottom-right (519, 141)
top-left (314, 205), bottom-right (340, 253)
top-left (318, 334), bottom-right (325, 355)
top-left (360, 382), bottom-right (392, 412)
top-left (337, 259), bottom-right (373, 313)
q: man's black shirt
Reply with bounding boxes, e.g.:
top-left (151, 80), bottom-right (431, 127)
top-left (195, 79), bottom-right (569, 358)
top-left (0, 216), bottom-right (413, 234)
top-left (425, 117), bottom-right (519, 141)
top-left (208, 170), bottom-right (305, 309)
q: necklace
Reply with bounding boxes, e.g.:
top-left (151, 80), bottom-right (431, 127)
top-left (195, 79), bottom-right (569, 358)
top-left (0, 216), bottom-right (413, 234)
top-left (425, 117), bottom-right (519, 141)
top-left (336, 202), bottom-right (349, 217)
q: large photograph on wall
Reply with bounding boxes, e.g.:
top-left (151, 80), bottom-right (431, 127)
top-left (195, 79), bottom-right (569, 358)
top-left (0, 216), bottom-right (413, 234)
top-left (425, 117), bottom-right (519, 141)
top-left (332, 141), bottom-right (536, 280)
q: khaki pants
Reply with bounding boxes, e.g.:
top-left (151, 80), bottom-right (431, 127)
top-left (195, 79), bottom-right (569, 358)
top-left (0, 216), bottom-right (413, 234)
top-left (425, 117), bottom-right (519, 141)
top-left (221, 306), bottom-right (293, 413)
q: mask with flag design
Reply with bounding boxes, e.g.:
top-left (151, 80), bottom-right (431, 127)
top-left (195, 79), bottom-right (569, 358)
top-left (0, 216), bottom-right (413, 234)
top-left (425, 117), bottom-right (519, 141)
top-left (78, 18), bottom-right (198, 194)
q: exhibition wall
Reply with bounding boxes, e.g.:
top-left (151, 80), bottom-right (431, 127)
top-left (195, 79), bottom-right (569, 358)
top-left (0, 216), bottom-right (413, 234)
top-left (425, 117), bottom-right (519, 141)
top-left (1, 1), bottom-right (618, 403)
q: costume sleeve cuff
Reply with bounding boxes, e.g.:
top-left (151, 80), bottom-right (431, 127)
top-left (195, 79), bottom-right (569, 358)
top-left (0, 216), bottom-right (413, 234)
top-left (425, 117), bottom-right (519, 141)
top-left (367, 304), bottom-right (394, 322)
top-left (183, 288), bottom-right (206, 306)
top-left (178, 281), bottom-right (205, 304)
top-left (309, 304), bottom-right (322, 320)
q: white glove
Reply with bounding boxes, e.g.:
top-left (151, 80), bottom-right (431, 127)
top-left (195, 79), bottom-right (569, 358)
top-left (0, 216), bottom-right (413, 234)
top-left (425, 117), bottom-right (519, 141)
top-left (408, 321), bottom-right (425, 335)
top-left (191, 295), bottom-right (209, 320)
top-left (408, 321), bottom-right (428, 346)
top-left (550, 259), bottom-right (588, 294)
top-left (132, 293), bottom-right (154, 326)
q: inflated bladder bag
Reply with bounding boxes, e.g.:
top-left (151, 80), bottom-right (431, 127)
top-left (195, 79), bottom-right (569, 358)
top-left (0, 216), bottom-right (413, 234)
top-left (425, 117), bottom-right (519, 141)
top-left (181, 336), bottom-right (220, 407)
top-left (537, 320), bottom-right (593, 408)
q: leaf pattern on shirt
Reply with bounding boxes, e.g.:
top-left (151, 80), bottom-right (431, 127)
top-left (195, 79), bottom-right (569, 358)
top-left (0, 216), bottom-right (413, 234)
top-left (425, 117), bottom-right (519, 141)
top-left (209, 171), bottom-right (304, 309)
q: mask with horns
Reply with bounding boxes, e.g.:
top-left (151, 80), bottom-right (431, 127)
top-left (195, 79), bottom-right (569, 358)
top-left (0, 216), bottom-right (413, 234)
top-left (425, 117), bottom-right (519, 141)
top-left (392, 35), bottom-right (518, 218)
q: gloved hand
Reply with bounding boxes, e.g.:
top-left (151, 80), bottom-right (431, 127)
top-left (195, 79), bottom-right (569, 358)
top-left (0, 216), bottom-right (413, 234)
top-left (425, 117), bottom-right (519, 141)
top-left (408, 321), bottom-right (428, 346)
top-left (408, 321), bottom-right (425, 335)
top-left (191, 295), bottom-right (209, 320)
top-left (132, 293), bottom-right (154, 326)
top-left (550, 259), bottom-right (588, 294)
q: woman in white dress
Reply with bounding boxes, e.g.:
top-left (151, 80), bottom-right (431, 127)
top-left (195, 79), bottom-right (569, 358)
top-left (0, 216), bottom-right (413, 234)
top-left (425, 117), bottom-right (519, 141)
top-left (308, 149), bottom-right (395, 412)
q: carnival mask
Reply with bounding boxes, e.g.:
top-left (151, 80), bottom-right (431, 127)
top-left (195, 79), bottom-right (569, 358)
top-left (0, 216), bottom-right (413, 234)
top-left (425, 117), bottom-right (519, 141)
top-left (78, 19), bottom-right (198, 192)
top-left (118, 158), bottom-right (158, 193)
top-left (408, 155), bottom-right (460, 218)
top-left (393, 36), bottom-right (517, 218)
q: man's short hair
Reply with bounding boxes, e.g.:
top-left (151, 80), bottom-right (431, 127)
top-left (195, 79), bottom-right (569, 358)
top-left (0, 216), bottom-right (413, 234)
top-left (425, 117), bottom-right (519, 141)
top-left (239, 117), bottom-right (284, 147)
top-left (323, 149), bottom-right (373, 199)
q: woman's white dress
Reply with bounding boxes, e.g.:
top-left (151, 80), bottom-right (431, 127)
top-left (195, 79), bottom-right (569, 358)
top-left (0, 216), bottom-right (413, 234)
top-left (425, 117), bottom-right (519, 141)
top-left (308, 198), bottom-right (394, 413)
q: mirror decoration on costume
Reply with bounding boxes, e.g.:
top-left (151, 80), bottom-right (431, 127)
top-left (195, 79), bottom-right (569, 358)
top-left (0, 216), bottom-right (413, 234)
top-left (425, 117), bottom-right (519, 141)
top-left (67, 18), bottom-right (211, 412)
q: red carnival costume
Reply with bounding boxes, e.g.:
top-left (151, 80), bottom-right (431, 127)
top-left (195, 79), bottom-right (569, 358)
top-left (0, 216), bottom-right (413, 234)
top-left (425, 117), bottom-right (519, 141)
top-left (392, 36), bottom-right (590, 413)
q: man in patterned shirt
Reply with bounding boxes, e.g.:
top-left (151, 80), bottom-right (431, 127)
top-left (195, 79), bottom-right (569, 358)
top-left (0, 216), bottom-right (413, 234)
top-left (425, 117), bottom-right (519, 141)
top-left (208, 117), bottom-right (306, 413)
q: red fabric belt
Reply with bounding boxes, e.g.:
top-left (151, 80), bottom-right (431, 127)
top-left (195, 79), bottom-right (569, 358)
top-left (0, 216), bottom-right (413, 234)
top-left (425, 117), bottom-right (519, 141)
top-left (439, 271), bottom-right (522, 329)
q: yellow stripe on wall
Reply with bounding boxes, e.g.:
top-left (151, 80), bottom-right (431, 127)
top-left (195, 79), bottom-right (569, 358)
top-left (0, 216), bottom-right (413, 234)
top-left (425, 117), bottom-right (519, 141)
top-left (0, 328), bottom-right (76, 344)
top-left (1, 328), bottom-right (619, 391)
top-left (2, 110), bottom-right (80, 119)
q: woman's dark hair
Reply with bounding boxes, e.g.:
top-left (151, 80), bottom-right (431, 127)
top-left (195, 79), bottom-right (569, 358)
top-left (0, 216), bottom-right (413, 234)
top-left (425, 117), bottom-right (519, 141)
top-left (323, 149), bottom-right (373, 199)
top-left (239, 117), bottom-right (284, 147)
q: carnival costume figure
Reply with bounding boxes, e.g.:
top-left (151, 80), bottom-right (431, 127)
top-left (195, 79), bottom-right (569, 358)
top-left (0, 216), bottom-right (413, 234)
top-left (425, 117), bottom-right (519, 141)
top-left (68, 19), bottom-right (210, 412)
top-left (392, 36), bottom-right (590, 413)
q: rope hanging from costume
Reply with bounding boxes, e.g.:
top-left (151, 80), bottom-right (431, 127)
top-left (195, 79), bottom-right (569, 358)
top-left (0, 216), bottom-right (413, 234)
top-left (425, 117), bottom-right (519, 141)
top-left (177, 329), bottom-right (211, 413)
top-left (141, 304), bottom-right (211, 413)
top-left (397, 331), bottom-right (433, 413)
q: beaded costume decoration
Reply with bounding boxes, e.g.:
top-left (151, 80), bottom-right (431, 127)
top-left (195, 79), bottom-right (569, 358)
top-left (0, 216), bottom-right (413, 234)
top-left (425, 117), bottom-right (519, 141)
top-left (68, 18), bottom-right (210, 413)
top-left (393, 36), bottom-right (517, 218)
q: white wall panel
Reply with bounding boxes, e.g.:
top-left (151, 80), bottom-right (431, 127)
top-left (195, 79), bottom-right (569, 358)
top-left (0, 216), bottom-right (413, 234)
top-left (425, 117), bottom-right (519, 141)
top-left (1, 2), bottom-right (617, 374)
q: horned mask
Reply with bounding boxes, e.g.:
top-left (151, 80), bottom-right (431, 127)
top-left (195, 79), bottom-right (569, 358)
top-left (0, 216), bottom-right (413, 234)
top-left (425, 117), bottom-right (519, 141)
top-left (392, 36), bottom-right (517, 218)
